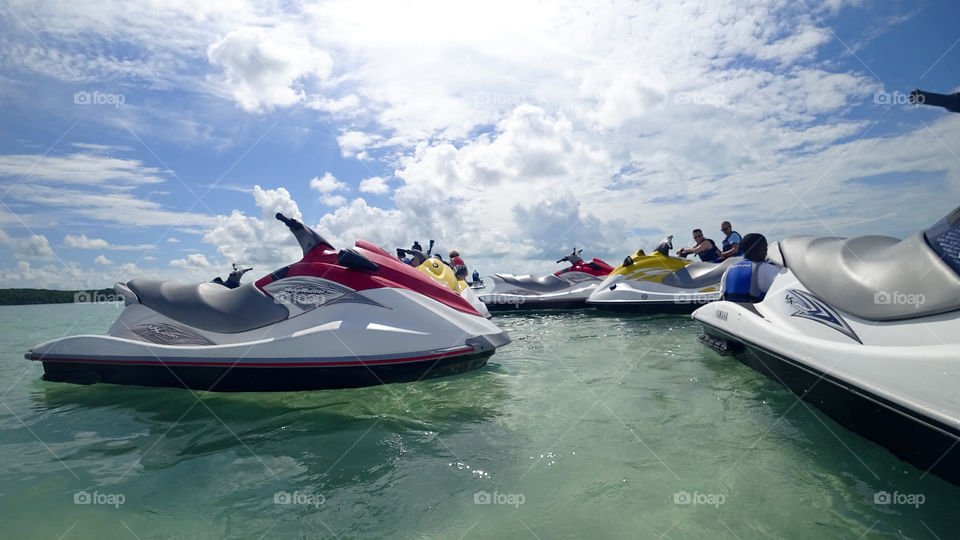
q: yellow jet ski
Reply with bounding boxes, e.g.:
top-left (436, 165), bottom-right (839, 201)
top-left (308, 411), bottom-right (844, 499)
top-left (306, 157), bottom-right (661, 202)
top-left (398, 244), bottom-right (491, 318)
top-left (586, 236), bottom-right (740, 313)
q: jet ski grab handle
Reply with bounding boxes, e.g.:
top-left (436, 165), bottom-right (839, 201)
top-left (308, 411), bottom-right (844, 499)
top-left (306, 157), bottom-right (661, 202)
top-left (275, 213), bottom-right (333, 257)
top-left (910, 89), bottom-right (960, 113)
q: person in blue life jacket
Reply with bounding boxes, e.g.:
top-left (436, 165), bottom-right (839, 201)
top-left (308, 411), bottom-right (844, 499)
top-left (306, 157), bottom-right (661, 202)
top-left (676, 229), bottom-right (721, 263)
top-left (717, 221), bottom-right (743, 260)
top-left (720, 233), bottom-right (780, 303)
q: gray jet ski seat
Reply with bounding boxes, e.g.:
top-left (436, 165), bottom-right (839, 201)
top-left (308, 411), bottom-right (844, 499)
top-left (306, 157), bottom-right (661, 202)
top-left (780, 226), bottom-right (960, 321)
top-left (493, 274), bottom-right (571, 293)
top-left (662, 257), bottom-right (741, 289)
top-left (125, 280), bottom-right (290, 333)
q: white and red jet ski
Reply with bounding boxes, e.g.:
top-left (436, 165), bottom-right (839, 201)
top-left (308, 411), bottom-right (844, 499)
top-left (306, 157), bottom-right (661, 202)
top-left (479, 248), bottom-right (614, 311)
top-left (25, 214), bottom-right (510, 391)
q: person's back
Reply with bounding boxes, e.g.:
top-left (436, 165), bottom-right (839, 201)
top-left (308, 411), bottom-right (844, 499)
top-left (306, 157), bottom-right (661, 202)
top-left (449, 250), bottom-right (467, 278)
top-left (721, 233), bottom-right (779, 302)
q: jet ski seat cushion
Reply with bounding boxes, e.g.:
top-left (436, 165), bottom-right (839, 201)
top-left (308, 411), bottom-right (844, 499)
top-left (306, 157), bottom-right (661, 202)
top-left (661, 257), bottom-right (741, 289)
top-left (493, 274), bottom-right (571, 293)
top-left (780, 233), bottom-right (960, 321)
top-left (126, 279), bottom-right (290, 333)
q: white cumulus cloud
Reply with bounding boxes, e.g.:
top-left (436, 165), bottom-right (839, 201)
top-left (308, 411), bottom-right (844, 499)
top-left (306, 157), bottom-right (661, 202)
top-left (170, 253), bottom-right (212, 268)
top-left (64, 234), bottom-right (109, 249)
top-left (358, 176), bottom-right (389, 194)
top-left (309, 172), bottom-right (347, 193)
top-left (207, 26), bottom-right (334, 112)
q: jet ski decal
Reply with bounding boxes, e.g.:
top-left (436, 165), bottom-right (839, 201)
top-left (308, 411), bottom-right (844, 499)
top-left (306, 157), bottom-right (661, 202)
top-left (264, 277), bottom-right (385, 313)
top-left (130, 323), bottom-right (215, 346)
top-left (785, 289), bottom-right (862, 344)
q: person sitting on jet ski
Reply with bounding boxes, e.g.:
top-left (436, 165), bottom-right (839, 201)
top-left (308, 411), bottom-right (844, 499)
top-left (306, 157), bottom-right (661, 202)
top-left (717, 221), bottom-right (743, 260)
top-left (449, 250), bottom-right (468, 279)
top-left (676, 229), bottom-right (721, 263)
top-left (720, 233), bottom-right (779, 303)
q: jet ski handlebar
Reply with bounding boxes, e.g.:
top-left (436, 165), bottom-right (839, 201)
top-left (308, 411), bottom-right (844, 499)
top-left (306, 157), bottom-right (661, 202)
top-left (910, 89), bottom-right (960, 113)
top-left (275, 213), bottom-right (333, 257)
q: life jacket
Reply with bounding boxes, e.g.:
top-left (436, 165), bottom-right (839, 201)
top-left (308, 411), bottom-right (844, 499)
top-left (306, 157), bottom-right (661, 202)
top-left (697, 239), bottom-right (721, 263)
top-left (723, 231), bottom-right (743, 256)
top-left (723, 260), bottom-right (766, 303)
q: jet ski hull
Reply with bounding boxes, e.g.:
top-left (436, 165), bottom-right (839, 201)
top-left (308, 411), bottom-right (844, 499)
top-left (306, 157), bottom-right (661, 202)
top-left (587, 278), bottom-right (721, 314)
top-left (480, 271), bottom-right (605, 312)
top-left (698, 321), bottom-right (960, 485)
top-left (36, 348), bottom-right (494, 392)
top-left (693, 270), bottom-right (960, 485)
top-left (588, 294), bottom-right (719, 314)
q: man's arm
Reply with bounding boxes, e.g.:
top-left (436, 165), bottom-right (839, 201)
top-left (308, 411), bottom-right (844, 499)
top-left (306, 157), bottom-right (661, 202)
top-left (718, 243), bottom-right (739, 259)
top-left (680, 240), bottom-right (713, 256)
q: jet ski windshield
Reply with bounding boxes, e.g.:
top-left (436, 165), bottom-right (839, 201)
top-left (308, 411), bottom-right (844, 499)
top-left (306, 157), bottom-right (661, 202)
top-left (557, 248), bottom-right (584, 265)
top-left (654, 236), bottom-right (673, 256)
top-left (924, 205), bottom-right (960, 277)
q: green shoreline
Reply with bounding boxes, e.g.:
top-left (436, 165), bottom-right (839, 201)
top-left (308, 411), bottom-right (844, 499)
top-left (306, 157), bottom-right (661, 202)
top-left (0, 288), bottom-right (116, 306)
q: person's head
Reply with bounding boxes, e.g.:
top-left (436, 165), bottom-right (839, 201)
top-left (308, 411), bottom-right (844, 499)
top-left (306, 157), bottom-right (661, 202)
top-left (449, 250), bottom-right (459, 258)
top-left (721, 221), bottom-right (732, 235)
top-left (692, 229), bottom-right (704, 242)
top-left (412, 241), bottom-right (422, 251)
top-left (741, 233), bottom-right (768, 262)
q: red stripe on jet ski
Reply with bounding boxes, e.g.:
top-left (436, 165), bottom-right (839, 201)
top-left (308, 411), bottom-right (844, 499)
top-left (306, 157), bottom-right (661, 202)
top-left (31, 347), bottom-right (476, 367)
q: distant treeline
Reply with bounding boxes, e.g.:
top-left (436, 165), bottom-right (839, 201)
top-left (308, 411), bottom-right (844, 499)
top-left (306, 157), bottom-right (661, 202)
top-left (0, 288), bottom-right (116, 306)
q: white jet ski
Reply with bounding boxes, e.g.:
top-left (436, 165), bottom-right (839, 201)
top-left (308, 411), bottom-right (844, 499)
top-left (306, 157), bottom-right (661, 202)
top-left (693, 205), bottom-right (960, 485)
top-left (26, 213), bottom-right (510, 391)
top-left (479, 248), bottom-right (614, 311)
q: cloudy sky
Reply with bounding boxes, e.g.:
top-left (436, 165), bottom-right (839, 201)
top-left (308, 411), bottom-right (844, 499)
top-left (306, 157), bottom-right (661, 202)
top-left (0, 0), bottom-right (957, 289)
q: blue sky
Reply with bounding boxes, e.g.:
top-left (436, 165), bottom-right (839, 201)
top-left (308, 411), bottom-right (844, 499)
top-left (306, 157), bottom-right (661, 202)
top-left (0, 0), bottom-right (958, 289)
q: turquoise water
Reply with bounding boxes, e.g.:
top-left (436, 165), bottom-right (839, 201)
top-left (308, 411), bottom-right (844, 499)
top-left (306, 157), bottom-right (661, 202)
top-left (1, 302), bottom-right (958, 538)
